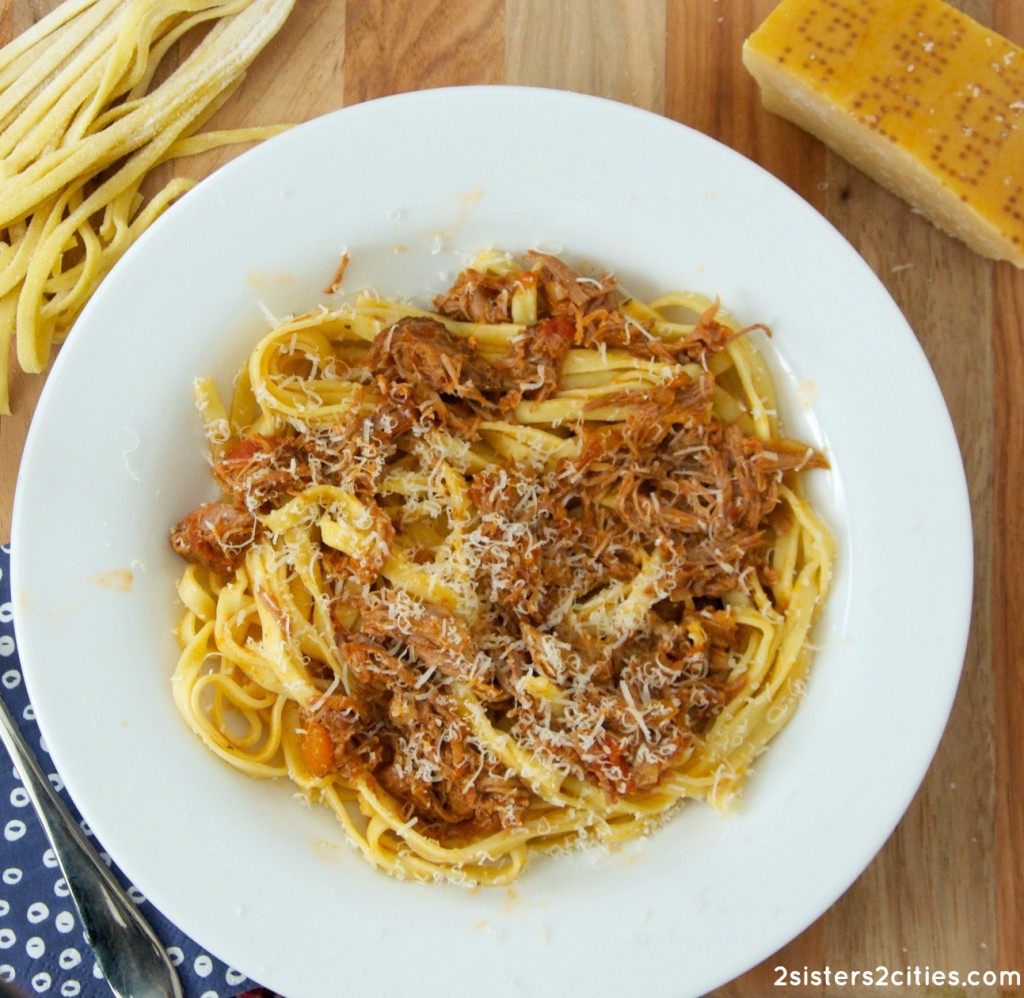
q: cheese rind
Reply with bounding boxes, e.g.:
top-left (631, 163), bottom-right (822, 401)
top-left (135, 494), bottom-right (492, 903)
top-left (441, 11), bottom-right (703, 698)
top-left (742, 0), bottom-right (1024, 267)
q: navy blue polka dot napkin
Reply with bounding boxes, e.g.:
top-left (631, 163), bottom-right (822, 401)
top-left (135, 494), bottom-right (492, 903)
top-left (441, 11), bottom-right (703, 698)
top-left (0, 545), bottom-right (276, 998)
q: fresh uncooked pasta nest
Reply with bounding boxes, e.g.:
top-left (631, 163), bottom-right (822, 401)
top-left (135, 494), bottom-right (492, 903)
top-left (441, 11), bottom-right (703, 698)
top-left (0, 0), bottom-right (295, 413)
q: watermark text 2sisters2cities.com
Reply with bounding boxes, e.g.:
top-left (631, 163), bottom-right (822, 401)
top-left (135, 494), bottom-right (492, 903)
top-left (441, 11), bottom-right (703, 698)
top-left (774, 965), bottom-right (1022, 989)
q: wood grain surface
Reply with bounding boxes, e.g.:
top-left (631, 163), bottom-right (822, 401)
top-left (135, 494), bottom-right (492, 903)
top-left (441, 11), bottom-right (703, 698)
top-left (1, 1), bottom-right (1021, 995)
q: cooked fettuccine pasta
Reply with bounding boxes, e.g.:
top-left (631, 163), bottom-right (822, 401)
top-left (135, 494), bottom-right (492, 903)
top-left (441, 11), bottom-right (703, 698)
top-left (169, 250), bottom-right (834, 886)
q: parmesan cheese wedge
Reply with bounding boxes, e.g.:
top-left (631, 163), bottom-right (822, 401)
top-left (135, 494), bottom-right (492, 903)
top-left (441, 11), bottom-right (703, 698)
top-left (742, 0), bottom-right (1024, 267)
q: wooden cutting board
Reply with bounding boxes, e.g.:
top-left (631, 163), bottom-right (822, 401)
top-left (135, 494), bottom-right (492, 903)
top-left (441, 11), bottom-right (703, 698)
top-left (1, 2), bottom-right (1021, 995)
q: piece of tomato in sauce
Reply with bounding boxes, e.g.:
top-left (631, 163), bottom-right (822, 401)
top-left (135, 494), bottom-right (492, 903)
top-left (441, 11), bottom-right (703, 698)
top-left (302, 720), bottom-right (334, 777)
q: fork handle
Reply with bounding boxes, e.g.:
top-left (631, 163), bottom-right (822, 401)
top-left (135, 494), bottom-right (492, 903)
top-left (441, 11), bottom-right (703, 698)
top-left (0, 694), bottom-right (183, 998)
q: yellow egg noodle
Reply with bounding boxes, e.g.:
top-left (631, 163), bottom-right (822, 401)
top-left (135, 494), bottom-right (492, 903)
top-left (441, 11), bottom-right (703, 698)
top-left (0, 0), bottom-right (295, 413)
top-left (170, 251), bottom-right (834, 886)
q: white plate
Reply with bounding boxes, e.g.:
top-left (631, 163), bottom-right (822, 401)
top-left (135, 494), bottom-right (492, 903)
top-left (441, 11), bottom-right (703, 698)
top-left (12, 87), bottom-right (972, 998)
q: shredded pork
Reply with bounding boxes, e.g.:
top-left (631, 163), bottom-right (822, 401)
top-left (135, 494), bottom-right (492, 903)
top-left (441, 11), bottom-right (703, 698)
top-left (170, 253), bottom-right (827, 844)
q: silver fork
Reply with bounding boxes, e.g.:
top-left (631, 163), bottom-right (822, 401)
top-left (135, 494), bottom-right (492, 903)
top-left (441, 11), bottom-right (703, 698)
top-left (0, 695), bottom-right (183, 998)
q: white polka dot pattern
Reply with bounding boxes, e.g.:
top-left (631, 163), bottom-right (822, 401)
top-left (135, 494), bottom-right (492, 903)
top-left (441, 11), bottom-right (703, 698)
top-left (0, 547), bottom-right (273, 998)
